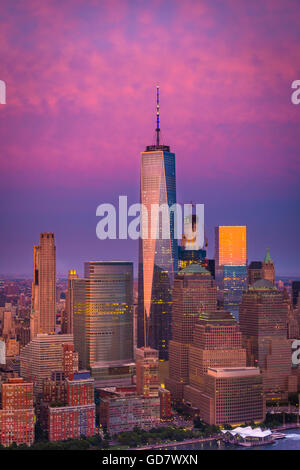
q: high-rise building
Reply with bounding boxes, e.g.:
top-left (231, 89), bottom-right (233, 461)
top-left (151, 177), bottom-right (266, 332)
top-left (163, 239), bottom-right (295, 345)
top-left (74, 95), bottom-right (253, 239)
top-left (165, 264), bottom-right (217, 402)
top-left (222, 265), bottom-right (248, 320)
top-left (200, 367), bottom-right (264, 426)
top-left (20, 334), bottom-right (74, 395)
top-left (136, 347), bottom-right (159, 397)
top-left (262, 248), bottom-right (275, 285)
top-left (247, 261), bottom-right (263, 285)
top-left (184, 310), bottom-right (247, 396)
top-left (215, 226), bottom-right (247, 320)
top-left (181, 310), bottom-right (264, 425)
top-left (215, 226), bottom-right (247, 266)
top-left (292, 281), bottom-right (300, 308)
top-left (138, 87), bottom-right (177, 361)
top-left (0, 378), bottom-right (35, 447)
top-left (73, 262), bottom-right (134, 384)
top-left (239, 279), bottom-right (297, 400)
top-left (62, 269), bottom-right (78, 334)
top-left (30, 233), bottom-right (56, 338)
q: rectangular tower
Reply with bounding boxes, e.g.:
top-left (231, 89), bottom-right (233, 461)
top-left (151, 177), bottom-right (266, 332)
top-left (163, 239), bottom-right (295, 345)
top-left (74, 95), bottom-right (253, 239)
top-left (30, 233), bottom-right (56, 337)
top-left (215, 226), bottom-right (247, 320)
top-left (73, 262), bottom-right (134, 382)
top-left (138, 86), bottom-right (177, 361)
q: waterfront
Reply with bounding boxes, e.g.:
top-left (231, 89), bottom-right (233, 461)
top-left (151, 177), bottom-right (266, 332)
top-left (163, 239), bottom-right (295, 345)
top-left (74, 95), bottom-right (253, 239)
top-left (155, 428), bottom-right (300, 451)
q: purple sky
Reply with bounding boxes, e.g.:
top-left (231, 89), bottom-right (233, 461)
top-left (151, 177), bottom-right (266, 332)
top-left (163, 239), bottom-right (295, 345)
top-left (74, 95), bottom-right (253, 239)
top-left (0, 0), bottom-right (299, 277)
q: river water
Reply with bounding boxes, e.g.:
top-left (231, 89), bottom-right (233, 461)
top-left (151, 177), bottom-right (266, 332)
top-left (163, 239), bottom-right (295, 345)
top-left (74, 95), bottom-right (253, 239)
top-left (159, 428), bottom-right (300, 450)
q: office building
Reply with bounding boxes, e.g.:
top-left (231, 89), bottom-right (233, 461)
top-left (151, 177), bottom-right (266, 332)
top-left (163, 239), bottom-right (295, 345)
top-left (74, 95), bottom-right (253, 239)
top-left (182, 310), bottom-right (264, 425)
top-left (30, 233), bottom-right (56, 338)
top-left (200, 367), bottom-right (264, 426)
top-left (20, 334), bottom-right (74, 395)
top-left (239, 279), bottom-right (297, 399)
top-left (73, 261), bottom-right (134, 385)
top-left (248, 261), bottom-right (263, 285)
top-left (136, 347), bottom-right (159, 397)
top-left (292, 281), bottom-right (300, 308)
top-left (138, 87), bottom-right (177, 361)
top-left (165, 264), bottom-right (217, 402)
top-left (62, 269), bottom-right (78, 334)
top-left (215, 226), bottom-right (247, 319)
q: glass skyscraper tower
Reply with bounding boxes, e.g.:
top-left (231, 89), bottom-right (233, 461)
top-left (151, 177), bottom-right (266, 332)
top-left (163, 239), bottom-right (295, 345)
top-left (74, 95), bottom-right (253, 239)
top-left (138, 87), bottom-right (177, 360)
top-left (73, 262), bottom-right (134, 377)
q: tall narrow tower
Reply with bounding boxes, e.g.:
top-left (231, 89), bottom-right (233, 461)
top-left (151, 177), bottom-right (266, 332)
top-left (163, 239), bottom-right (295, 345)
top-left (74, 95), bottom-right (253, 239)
top-left (30, 233), bottom-right (56, 338)
top-left (137, 86), bottom-right (178, 360)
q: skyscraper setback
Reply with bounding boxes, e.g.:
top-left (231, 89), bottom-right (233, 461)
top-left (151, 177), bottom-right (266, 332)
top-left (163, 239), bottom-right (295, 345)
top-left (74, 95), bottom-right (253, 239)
top-left (138, 87), bottom-right (177, 360)
top-left (30, 233), bottom-right (56, 338)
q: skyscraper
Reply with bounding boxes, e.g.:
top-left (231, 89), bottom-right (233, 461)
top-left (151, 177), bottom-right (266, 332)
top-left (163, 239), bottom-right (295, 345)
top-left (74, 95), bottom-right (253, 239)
top-left (165, 264), bottom-right (217, 402)
top-left (30, 233), bottom-right (56, 338)
top-left (178, 209), bottom-right (206, 270)
top-left (138, 86), bottom-right (177, 360)
top-left (239, 279), bottom-right (297, 400)
top-left (292, 281), bottom-right (300, 308)
top-left (62, 269), bottom-right (78, 334)
top-left (73, 261), bottom-right (134, 384)
top-left (262, 248), bottom-right (275, 285)
top-left (182, 310), bottom-right (264, 426)
top-left (215, 226), bottom-right (247, 320)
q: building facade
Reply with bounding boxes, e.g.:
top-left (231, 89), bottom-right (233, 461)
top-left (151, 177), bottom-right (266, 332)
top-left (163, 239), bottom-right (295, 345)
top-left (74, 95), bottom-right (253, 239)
top-left (73, 262), bottom-right (134, 384)
top-left (215, 226), bottom-right (247, 320)
top-left (200, 367), bottom-right (264, 426)
top-left (30, 233), bottom-right (56, 338)
top-left (20, 334), bottom-right (74, 395)
top-left (136, 347), bottom-right (159, 397)
top-left (165, 264), bottom-right (218, 402)
top-left (100, 394), bottom-right (160, 434)
top-left (0, 378), bottom-right (35, 447)
top-left (138, 91), bottom-right (177, 360)
top-left (239, 279), bottom-right (296, 400)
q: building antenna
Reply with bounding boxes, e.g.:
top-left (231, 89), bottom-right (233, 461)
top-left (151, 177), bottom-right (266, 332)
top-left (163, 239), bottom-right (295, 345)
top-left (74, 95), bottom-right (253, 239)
top-left (156, 85), bottom-right (160, 147)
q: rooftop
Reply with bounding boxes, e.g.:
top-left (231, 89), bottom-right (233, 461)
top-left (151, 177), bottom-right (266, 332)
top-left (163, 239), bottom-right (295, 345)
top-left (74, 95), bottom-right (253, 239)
top-left (207, 367), bottom-right (260, 378)
top-left (178, 263), bottom-right (210, 276)
top-left (249, 279), bottom-right (277, 290)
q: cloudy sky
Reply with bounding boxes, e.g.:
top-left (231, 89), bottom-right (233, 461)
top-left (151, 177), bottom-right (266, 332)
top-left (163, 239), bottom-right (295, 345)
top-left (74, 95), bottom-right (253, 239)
top-left (0, 0), bottom-right (299, 277)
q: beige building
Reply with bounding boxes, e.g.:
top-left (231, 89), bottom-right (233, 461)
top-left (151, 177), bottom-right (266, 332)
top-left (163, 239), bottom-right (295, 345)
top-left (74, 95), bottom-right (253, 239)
top-left (199, 367), bottom-right (264, 426)
top-left (239, 279), bottom-right (296, 400)
top-left (30, 233), bottom-right (56, 338)
top-left (20, 334), bottom-right (74, 395)
top-left (136, 347), bottom-right (159, 397)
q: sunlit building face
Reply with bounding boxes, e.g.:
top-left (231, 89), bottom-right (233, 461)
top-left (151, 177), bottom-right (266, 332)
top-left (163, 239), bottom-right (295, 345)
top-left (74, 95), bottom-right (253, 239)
top-left (215, 226), bottom-right (247, 266)
top-left (138, 148), bottom-right (177, 360)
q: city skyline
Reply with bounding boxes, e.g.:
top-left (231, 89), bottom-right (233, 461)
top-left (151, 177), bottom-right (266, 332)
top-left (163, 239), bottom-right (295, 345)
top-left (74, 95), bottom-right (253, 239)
top-left (0, 0), bottom-right (299, 278)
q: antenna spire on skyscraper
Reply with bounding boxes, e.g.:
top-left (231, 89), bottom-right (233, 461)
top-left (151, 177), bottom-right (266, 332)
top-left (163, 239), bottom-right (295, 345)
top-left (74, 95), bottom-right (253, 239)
top-left (156, 85), bottom-right (160, 146)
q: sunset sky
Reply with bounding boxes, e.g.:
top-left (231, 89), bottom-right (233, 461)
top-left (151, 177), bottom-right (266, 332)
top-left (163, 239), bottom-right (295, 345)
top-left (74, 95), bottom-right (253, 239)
top-left (0, 0), bottom-right (299, 277)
